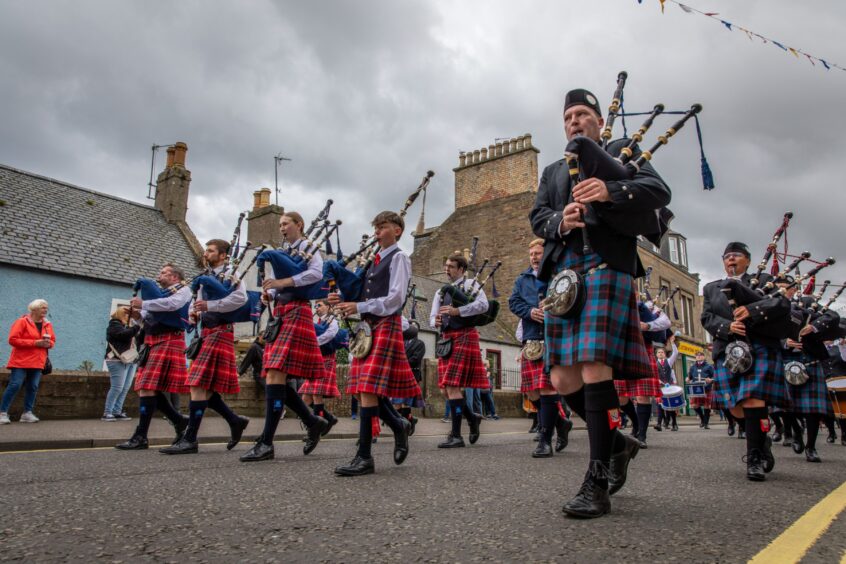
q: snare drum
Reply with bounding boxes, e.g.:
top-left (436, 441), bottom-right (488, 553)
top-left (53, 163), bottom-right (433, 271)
top-left (826, 376), bottom-right (846, 419)
top-left (687, 381), bottom-right (707, 398)
top-left (660, 385), bottom-right (685, 411)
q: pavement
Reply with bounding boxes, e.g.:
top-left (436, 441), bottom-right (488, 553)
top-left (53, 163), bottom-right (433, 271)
top-left (2, 416), bottom-right (846, 562)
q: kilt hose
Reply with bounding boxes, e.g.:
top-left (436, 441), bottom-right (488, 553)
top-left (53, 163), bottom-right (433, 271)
top-left (134, 331), bottom-right (189, 394)
top-left (782, 350), bottom-right (831, 415)
top-left (544, 251), bottom-right (652, 381)
top-left (438, 327), bottom-right (490, 389)
top-left (520, 355), bottom-right (554, 393)
top-left (299, 353), bottom-right (340, 398)
top-left (186, 324), bottom-right (240, 395)
top-left (615, 343), bottom-right (662, 399)
top-left (713, 341), bottom-right (789, 409)
top-left (348, 314), bottom-right (421, 399)
top-left (262, 300), bottom-right (324, 380)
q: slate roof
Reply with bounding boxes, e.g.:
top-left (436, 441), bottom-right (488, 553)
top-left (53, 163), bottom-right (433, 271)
top-left (0, 164), bottom-right (202, 285)
top-left (402, 274), bottom-right (519, 346)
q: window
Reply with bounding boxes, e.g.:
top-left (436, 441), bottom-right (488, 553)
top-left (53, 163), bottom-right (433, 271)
top-left (678, 238), bottom-right (688, 268)
top-left (485, 349), bottom-right (501, 389)
top-left (669, 237), bottom-right (679, 265)
top-left (680, 292), bottom-right (695, 336)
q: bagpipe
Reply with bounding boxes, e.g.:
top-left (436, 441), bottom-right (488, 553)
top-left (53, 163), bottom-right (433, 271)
top-left (314, 317), bottom-right (349, 355)
top-left (438, 256), bottom-right (503, 328)
top-left (189, 274), bottom-right (263, 324)
top-left (132, 278), bottom-right (191, 330)
top-left (639, 301), bottom-right (672, 347)
top-left (322, 171), bottom-right (434, 301)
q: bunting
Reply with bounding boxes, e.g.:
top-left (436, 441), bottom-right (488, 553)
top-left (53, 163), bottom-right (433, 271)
top-left (637, 0), bottom-right (845, 74)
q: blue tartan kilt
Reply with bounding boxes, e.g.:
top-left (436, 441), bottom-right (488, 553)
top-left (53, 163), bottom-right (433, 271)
top-left (713, 342), bottom-right (789, 409)
top-left (782, 350), bottom-right (831, 415)
top-left (544, 251), bottom-right (652, 381)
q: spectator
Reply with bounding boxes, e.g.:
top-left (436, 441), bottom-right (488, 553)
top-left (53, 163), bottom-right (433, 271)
top-left (238, 335), bottom-right (266, 391)
top-left (102, 306), bottom-right (141, 421)
top-left (1, 299), bottom-right (55, 424)
top-left (480, 360), bottom-right (499, 420)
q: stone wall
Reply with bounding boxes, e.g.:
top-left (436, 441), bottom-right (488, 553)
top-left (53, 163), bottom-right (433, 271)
top-left (0, 362), bottom-right (526, 420)
top-left (454, 134), bottom-right (539, 210)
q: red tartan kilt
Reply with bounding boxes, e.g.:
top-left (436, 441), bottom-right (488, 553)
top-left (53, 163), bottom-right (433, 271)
top-left (520, 356), bottom-right (553, 392)
top-left (262, 301), bottom-right (324, 379)
top-left (186, 325), bottom-right (240, 394)
top-left (438, 328), bottom-right (490, 389)
top-left (348, 315), bottom-right (421, 398)
top-left (615, 377), bottom-right (662, 398)
top-left (135, 331), bottom-right (188, 394)
top-left (299, 353), bottom-right (340, 398)
top-left (688, 391), bottom-right (713, 409)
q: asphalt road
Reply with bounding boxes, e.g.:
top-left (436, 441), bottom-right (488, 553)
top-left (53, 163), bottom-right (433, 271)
top-left (1, 423), bottom-right (845, 563)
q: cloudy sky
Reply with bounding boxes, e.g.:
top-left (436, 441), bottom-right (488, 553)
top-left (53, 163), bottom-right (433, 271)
top-left (2, 0), bottom-right (844, 308)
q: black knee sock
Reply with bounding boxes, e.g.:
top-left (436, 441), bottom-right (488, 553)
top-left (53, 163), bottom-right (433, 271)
top-left (398, 406), bottom-right (412, 421)
top-left (377, 397), bottom-right (403, 433)
top-left (450, 399), bottom-right (464, 437)
top-left (539, 395), bottom-right (558, 442)
top-left (743, 407), bottom-right (768, 453)
top-left (735, 417), bottom-right (746, 432)
top-left (184, 400), bottom-right (208, 442)
top-left (135, 396), bottom-right (157, 438)
top-left (723, 409), bottom-right (735, 426)
top-left (824, 415), bottom-right (836, 436)
top-left (620, 401), bottom-right (639, 435)
top-left (261, 384), bottom-right (287, 445)
top-left (703, 409), bottom-right (711, 426)
top-left (781, 413), bottom-right (795, 438)
top-left (207, 392), bottom-right (238, 425)
top-left (636, 402), bottom-right (652, 440)
top-left (284, 383), bottom-right (318, 427)
top-left (656, 405), bottom-right (664, 425)
top-left (806, 414), bottom-right (821, 450)
top-left (357, 406), bottom-right (377, 458)
top-left (693, 406), bottom-right (704, 422)
top-left (584, 381), bottom-right (620, 474)
top-left (771, 412), bottom-right (783, 433)
top-left (839, 418), bottom-right (846, 436)
top-left (561, 386), bottom-right (586, 421)
top-left (789, 414), bottom-right (804, 438)
top-left (155, 392), bottom-right (183, 425)
top-left (670, 411), bottom-right (677, 426)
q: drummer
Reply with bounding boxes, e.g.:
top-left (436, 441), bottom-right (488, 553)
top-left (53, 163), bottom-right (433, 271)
top-left (654, 335), bottom-right (680, 432)
top-left (823, 336), bottom-right (846, 445)
top-left (686, 351), bottom-right (714, 429)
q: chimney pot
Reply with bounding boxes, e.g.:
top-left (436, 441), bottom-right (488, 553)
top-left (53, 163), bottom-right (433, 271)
top-left (495, 142), bottom-right (503, 156)
top-left (509, 138), bottom-right (518, 152)
top-left (258, 188), bottom-right (271, 208)
top-left (480, 147), bottom-right (488, 161)
top-left (165, 146), bottom-right (176, 168)
top-left (473, 150), bottom-right (480, 164)
top-left (459, 151), bottom-right (466, 167)
top-left (524, 133), bottom-right (532, 147)
top-left (172, 142), bottom-right (188, 168)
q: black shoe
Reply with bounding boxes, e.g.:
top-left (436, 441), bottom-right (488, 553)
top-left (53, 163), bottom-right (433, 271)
top-left (528, 422), bottom-right (539, 434)
top-left (159, 438), bottom-right (198, 455)
top-left (738, 429), bottom-right (746, 440)
top-left (727, 424), bottom-right (736, 437)
top-left (532, 433), bottom-right (553, 458)
top-left (172, 415), bottom-right (189, 445)
top-left (663, 423), bottom-right (669, 430)
top-left (638, 439), bottom-right (648, 449)
top-left (438, 435), bottom-right (465, 448)
top-left (792, 435), bottom-right (805, 455)
top-left (240, 440), bottom-right (274, 462)
top-left (671, 424), bottom-right (679, 432)
top-left (703, 424), bottom-right (710, 430)
top-left (608, 434), bottom-right (640, 496)
top-left (841, 437), bottom-right (846, 446)
top-left (334, 455), bottom-right (375, 476)
top-left (393, 418), bottom-right (411, 465)
top-left (771, 431), bottom-right (783, 443)
top-left (783, 435), bottom-right (793, 447)
top-left (115, 435), bottom-right (148, 450)
top-left (827, 433), bottom-right (836, 444)
top-left (562, 461), bottom-right (611, 519)
top-left (746, 450), bottom-right (766, 482)
top-left (409, 416), bottom-right (418, 437)
top-left (321, 414), bottom-right (338, 437)
top-left (805, 447), bottom-right (821, 463)
top-left (555, 418), bottom-right (573, 452)
top-left (761, 435), bottom-right (775, 473)
top-left (468, 414), bottom-right (481, 445)
top-left (653, 424), bottom-right (663, 432)
top-left (303, 417), bottom-right (329, 455)
top-left (227, 416), bottom-right (250, 450)
top-left (532, 432), bottom-right (540, 442)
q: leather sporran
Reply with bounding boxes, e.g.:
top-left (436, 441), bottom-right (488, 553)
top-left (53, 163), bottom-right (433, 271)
top-left (349, 321), bottom-right (373, 360)
top-left (263, 316), bottom-right (282, 343)
top-left (435, 337), bottom-right (453, 359)
top-left (137, 344), bottom-right (150, 367)
top-left (185, 334), bottom-right (203, 360)
top-left (522, 340), bottom-right (544, 361)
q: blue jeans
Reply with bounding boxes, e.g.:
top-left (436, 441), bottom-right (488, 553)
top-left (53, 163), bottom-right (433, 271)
top-left (104, 360), bottom-right (137, 415)
top-left (1, 368), bottom-right (43, 413)
top-left (464, 388), bottom-right (482, 414)
top-left (480, 389), bottom-right (497, 417)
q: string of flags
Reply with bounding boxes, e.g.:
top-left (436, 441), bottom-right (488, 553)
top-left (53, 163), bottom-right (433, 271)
top-left (637, 0), bottom-right (844, 74)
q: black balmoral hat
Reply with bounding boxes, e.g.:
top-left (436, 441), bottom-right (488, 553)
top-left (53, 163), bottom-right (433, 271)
top-left (564, 89), bottom-right (602, 117)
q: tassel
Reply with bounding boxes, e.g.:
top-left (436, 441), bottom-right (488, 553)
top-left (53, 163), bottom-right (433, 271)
top-left (491, 275), bottom-right (500, 298)
top-left (771, 254), bottom-right (780, 276)
top-left (371, 417), bottom-right (382, 438)
top-left (804, 275), bottom-right (816, 295)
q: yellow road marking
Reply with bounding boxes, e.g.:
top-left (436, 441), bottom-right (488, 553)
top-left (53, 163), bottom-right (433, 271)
top-left (749, 480), bottom-right (846, 564)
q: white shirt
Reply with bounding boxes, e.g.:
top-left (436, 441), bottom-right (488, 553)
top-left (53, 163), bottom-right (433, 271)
top-left (356, 244), bottom-right (412, 317)
top-left (429, 276), bottom-right (489, 327)
top-left (267, 239), bottom-right (324, 299)
top-left (197, 265), bottom-right (248, 313)
top-left (316, 316), bottom-right (340, 346)
top-left (141, 284), bottom-right (192, 324)
top-left (657, 343), bottom-right (680, 384)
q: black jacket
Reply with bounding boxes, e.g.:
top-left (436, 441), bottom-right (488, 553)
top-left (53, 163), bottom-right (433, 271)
top-left (404, 338), bottom-right (426, 382)
top-left (529, 138), bottom-right (671, 280)
top-left (105, 319), bottom-right (141, 359)
top-left (701, 272), bottom-right (793, 359)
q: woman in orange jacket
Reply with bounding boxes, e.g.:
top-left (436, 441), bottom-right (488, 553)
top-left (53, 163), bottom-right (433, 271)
top-left (1, 299), bottom-right (55, 424)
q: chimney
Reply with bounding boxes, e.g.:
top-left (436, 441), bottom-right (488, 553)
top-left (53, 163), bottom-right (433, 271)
top-left (155, 141), bottom-right (191, 223)
top-left (247, 187), bottom-right (284, 247)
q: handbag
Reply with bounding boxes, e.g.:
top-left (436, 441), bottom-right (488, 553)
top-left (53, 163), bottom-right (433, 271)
top-left (42, 355), bottom-right (53, 376)
top-left (108, 341), bottom-right (139, 364)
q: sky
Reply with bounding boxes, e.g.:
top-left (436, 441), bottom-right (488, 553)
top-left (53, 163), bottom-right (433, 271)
top-left (2, 0), bottom-right (845, 309)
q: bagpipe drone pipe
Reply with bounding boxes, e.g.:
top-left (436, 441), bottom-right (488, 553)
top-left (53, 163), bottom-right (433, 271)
top-left (439, 259), bottom-right (503, 328)
top-left (132, 278), bottom-right (191, 330)
top-left (190, 275), bottom-right (263, 324)
top-left (255, 249), bottom-right (329, 301)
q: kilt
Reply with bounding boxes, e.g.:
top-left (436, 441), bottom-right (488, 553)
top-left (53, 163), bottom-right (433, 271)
top-left (262, 300), bottom-right (324, 379)
top-left (438, 327), bottom-right (491, 389)
top-left (299, 353), bottom-right (340, 398)
top-left (615, 343), bottom-right (662, 398)
top-left (544, 251), bottom-right (652, 381)
top-left (134, 331), bottom-right (188, 394)
top-left (186, 325), bottom-right (240, 394)
top-left (348, 314), bottom-right (421, 399)
top-left (688, 388), bottom-right (714, 409)
top-left (782, 351), bottom-right (831, 415)
top-left (713, 342), bottom-right (789, 409)
top-left (520, 356), bottom-right (553, 392)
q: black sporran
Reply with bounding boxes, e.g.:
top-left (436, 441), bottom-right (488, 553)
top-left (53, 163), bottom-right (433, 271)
top-left (435, 337), bottom-right (453, 359)
top-left (185, 334), bottom-right (203, 360)
top-left (263, 316), bottom-right (282, 343)
top-left (137, 344), bottom-right (151, 367)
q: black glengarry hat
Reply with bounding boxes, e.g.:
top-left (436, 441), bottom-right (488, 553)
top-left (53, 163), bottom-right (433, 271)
top-left (723, 242), bottom-right (751, 258)
top-left (564, 89), bottom-right (602, 117)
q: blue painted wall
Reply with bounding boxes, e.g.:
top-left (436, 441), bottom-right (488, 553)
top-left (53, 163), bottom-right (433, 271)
top-left (0, 265), bottom-right (132, 370)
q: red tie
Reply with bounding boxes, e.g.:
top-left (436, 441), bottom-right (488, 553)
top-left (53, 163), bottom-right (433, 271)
top-left (374, 253), bottom-right (381, 266)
